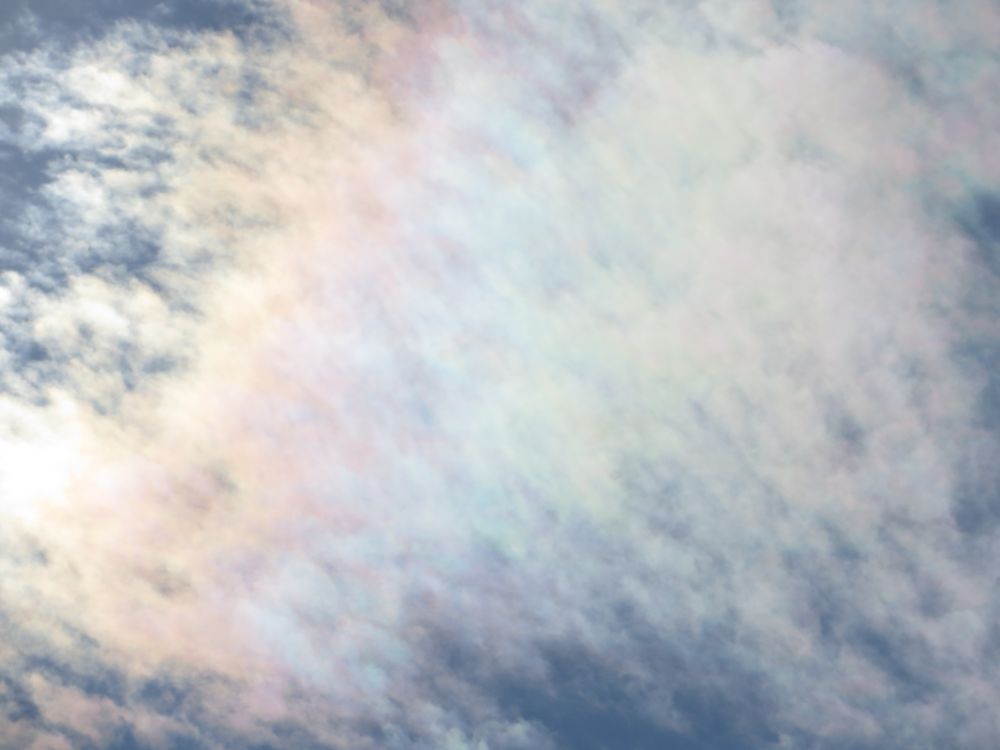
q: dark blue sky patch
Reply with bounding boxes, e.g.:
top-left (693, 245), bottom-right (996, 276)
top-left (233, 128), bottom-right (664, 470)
top-left (915, 575), bottom-right (951, 620)
top-left (946, 339), bottom-right (1000, 537)
top-left (951, 468), bottom-right (1000, 537)
top-left (847, 625), bottom-right (935, 703)
top-left (494, 642), bottom-right (781, 750)
top-left (0, 143), bottom-right (56, 194)
top-left (823, 401), bottom-right (868, 458)
top-left (978, 370), bottom-right (1000, 436)
top-left (952, 341), bottom-right (1000, 435)
top-left (0, 674), bottom-right (41, 723)
top-left (616, 456), bottom-right (693, 541)
top-left (957, 191), bottom-right (1000, 277)
top-left (0, 103), bottom-right (26, 133)
top-left (105, 725), bottom-right (143, 750)
top-left (374, 0), bottom-right (416, 24)
top-left (782, 528), bottom-right (954, 739)
top-left (0, 141), bottom-right (62, 275)
top-left (491, 645), bottom-right (680, 750)
top-left (0, 1), bottom-right (286, 55)
top-left (96, 726), bottom-right (206, 750)
top-left (671, 685), bottom-right (781, 750)
top-left (81, 221), bottom-right (164, 280)
top-left (23, 653), bottom-right (129, 706)
top-left (136, 673), bottom-right (195, 717)
top-left (415, 608), bottom-right (783, 750)
top-left (781, 540), bottom-right (869, 652)
top-left (11, 338), bottom-right (50, 366)
top-left (240, 719), bottom-right (340, 750)
top-left (97, 725), bottom-right (211, 750)
top-left (164, 736), bottom-right (211, 750)
top-left (131, 670), bottom-right (236, 738)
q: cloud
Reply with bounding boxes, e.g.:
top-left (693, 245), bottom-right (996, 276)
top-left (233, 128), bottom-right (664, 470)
top-left (1, 1), bottom-right (999, 748)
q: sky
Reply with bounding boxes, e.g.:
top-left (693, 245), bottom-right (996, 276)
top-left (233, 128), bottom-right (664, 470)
top-left (0, 1), bottom-right (998, 748)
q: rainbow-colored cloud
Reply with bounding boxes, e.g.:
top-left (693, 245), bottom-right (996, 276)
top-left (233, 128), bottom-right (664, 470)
top-left (1, 2), bottom-right (999, 748)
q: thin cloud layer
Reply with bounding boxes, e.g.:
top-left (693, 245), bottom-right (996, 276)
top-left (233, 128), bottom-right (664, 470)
top-left (1, 1), bottom-right (999, 749)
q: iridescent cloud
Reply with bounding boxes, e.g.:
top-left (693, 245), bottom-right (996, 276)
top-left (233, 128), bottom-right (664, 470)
top-left (1, 1), bottom-right (998, 749)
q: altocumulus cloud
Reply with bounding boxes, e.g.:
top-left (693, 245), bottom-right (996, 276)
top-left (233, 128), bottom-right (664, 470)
top-left (0, 1), bottom-right (999, 749)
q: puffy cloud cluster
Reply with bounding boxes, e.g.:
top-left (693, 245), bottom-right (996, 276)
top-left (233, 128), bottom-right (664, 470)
top-left (1, 1), bottom-right (999, 749)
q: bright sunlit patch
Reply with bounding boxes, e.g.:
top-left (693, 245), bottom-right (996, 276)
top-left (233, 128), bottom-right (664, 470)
top-left (0, 395), bottom-right (88, 526)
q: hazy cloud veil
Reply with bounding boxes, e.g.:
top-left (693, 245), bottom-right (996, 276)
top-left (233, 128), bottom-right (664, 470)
top-left (0, 1), bottom-right (998, 748)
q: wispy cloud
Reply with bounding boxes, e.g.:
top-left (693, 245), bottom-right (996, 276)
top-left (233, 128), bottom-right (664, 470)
top-left (1, 1), bottom-right (998, 748)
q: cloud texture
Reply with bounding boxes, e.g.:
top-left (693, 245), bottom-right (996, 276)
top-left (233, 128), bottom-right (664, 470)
top-left (1, 1), bottom-right (999, 748)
